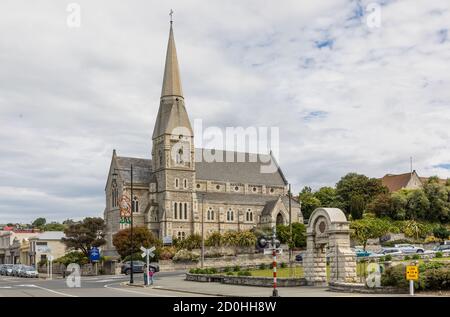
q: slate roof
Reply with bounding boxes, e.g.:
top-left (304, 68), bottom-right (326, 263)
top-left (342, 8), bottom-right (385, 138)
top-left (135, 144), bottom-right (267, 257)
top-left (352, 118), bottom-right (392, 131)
top-left (115, 148), bottom-right (288, 187)
top-left (194, 148), bottom-right (287, 186)
top-left (116, 157), bottom-right (153, 184)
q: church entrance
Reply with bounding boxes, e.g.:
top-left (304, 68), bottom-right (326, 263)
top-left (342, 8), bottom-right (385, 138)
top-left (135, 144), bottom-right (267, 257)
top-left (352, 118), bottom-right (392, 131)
top-left (276, 212), bottom-right (284, 225)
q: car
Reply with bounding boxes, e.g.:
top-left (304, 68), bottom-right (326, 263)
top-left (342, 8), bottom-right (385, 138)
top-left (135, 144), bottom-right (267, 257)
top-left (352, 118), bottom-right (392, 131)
top-left (378, 247), bottom-right (402, 255)
top-left (394, 244), bottom-right (424, 254)
top-left (1, 264), bottom-right (14, 276)
top-left (121, 261), bottom-right (159, 275)
top-left (433, 244), bottom-right (450, 254)
top-left (352, 248), bottom-right (373, 257)
top-left (12, 265), bottom-right (26, 277)
top-left (20, 266), bottom-right (39, 278)
top-left (295, 252), bottom-right (304, 262)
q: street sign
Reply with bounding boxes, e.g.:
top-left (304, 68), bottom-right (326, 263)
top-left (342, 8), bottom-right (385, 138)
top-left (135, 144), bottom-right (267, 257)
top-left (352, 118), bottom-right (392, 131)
top-left (163, 236), bottom-right (173, 245)
top-left (140, 246), bottom-right (156, 286)
top-left (406, 265), bottom-right (418, 280)
top-left (47, 255), bottom-right (54, 262)
top-left (89, 247), bottom-right (101, 262)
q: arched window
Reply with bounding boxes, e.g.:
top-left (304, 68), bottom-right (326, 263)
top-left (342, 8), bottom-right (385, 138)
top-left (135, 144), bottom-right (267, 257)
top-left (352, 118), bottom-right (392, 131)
top-left (246, 209), bottom-right (253, 222)
top-left (176, 148), bottom-right (183, 164)
top-left (159, 150), bottom-right (163, 166)
top-left (132, 196), bottom-right (139, 213)
top-left (174, 203), bottom-right (178, 219)
top-left (207, 207), bottom-right (214, 221)
top-left (184, 203), bottom-right (188, 219)
top-left (183, 179), bottom-right (188, 189)
top-left (111, 182), bottom-right (118, 208)
top-left (227, 209), bottom-right (234, 222)
top-left (276, 212), bottom-right (284, 225)
top-left (175, 178), bottom-right (179, 188)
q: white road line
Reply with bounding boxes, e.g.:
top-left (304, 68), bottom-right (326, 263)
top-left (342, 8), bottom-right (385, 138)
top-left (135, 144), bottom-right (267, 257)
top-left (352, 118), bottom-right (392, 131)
top-left (0, 286), bottom-right (12, 289)
top-left (104, 283), bottom-right (172, 297)
top-left (20, 284), bottom-right (77, 297)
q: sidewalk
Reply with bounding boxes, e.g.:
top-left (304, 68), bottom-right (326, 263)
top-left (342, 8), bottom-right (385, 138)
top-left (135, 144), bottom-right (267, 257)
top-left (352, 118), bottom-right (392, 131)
top-left (125, 274), bottom-right (403, 297)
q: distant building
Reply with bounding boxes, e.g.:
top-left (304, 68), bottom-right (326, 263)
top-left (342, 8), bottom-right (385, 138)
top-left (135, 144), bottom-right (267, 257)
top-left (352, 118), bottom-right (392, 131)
top-left (0, 229), bottom-right (40, 264)
top-left (29, 231), bottom-right (67, 266)
top-left (381, 170), bottom-right (448, 193)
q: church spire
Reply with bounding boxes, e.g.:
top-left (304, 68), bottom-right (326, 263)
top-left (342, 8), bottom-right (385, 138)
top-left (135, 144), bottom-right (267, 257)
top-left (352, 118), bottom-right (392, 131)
top-left (161, 18), bottom-right (183, 98)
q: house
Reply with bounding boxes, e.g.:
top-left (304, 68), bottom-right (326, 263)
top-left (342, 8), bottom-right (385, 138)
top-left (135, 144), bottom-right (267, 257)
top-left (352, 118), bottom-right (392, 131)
top-left (381, 170), bottom-right (448, 192)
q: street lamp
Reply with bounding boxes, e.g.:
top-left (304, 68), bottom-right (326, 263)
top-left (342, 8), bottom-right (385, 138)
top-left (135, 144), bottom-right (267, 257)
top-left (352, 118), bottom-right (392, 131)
top-left (112, 164), bottom-right (134, 284)
top-left (200, 193), bottom-right (205, 268)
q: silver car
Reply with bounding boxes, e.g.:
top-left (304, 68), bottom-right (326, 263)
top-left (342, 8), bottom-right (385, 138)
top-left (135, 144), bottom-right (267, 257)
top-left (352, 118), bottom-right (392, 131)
top-left (20, 266), bottom-right (39, 278)
top-left (1, 264), bottom-right (14, 276)
top-left (394, 244), bottom-right (424, 254)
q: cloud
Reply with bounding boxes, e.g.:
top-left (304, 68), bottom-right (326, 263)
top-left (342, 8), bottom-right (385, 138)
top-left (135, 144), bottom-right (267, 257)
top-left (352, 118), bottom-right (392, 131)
top-left (0, 0), bottom-right (449, 223)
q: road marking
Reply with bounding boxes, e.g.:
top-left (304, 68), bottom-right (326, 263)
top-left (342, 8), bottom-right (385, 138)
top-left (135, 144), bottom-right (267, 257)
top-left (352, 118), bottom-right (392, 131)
top-left (0, 286), bottom-right (12, 289)
top-left (104, 283), bottom-right (172, 297)
top-left (19, 284), bottom-right (77, 297)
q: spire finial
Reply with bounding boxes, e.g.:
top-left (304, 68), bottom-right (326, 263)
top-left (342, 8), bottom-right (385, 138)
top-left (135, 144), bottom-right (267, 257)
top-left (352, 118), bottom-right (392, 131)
top-left (169, 9), bottom-right (174, 24)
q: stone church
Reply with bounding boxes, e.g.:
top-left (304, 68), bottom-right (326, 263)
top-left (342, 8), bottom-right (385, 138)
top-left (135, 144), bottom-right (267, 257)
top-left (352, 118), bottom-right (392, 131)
top-left (103, 22), bottom-right (302, 256)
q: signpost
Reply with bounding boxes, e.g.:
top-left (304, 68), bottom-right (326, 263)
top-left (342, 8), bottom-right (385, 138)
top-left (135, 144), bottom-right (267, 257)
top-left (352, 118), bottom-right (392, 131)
top-left (47, 255), bottom-right (54, 280)
top-left (140, 246), bottom-right (155, 286)
top-left (406, 265), bottom-right (418, 296)
top-left (89, 247), bottom-right (101, 275)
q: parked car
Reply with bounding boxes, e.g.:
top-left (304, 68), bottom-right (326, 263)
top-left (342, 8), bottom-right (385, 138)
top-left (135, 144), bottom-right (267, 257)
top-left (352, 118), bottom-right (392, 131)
top-left (378, 247), bottom-right (402, 255)
top-left (394, 244), bottom-right (424, 254)
top-left (19, 266), bottom-right (39, 278)
top-left (0, 264), bottom-right (14, 276)
top-left (121, 261), bottom-right (159, 275)
top-left (11, 264), bottom-right (25, 277)
top-left (433, 244), bottom-right (450, 254)
top-left (295, 252), bottom-right (304, 262)
top-left (352, 248), bottom-right (373, 257)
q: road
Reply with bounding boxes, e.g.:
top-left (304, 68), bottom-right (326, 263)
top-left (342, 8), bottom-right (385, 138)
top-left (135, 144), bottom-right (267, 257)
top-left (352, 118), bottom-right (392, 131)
top-left (0, 271), bottom-right (210, 297)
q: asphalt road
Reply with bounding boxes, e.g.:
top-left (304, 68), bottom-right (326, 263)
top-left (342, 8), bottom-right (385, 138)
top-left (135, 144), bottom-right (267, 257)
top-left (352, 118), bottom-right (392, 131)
top-left (0, 271), bottom-right (208, 297)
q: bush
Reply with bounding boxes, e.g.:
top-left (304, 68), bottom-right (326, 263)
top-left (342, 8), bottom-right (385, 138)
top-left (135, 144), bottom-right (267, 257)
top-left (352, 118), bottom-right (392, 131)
top-left (176, 234), bottom-right (202, 250)
top-left (226, 271), bottom-right (234, 276)
top-left (385, 255), bottom-right (392, 261)
top-left (237, 270), bottom-right (252, 276)
top-left (54, 251), bottom-right (89, 266)
top-left (378, 256), bottom-right (386, 262)
top-left (420, 267), bottom-right (450, 290)
top-left (233, 265), bottom-right (240, 272)
top-left (435, 251), bottom-right (443, 258)
top-left (412, 254), bottom-right (420, 260)
top-left (205, 232), bottom-right (222, 247)
top-left (259, 263), bottom-right (267, 270)
top-left (172, 249), bottom-right (200, 263)
top-left (223, 266), bottom-right (232, 273)
top-left (159, 246), bottom-right (176, 260)
top-left (280, 262), bottom-right (287, 268)
top-left (404, 255), bottom-right (411, 261)
top-left (381, 265), bottom-right (409, 289)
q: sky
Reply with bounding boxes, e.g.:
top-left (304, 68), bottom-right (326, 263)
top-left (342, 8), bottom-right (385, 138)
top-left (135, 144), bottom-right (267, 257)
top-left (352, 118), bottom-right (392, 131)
top-left (0, 0), bottom-right (449, 223)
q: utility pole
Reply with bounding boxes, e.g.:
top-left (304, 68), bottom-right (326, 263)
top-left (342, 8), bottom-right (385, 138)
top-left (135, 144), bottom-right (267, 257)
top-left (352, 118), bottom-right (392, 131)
top-left (130, 164), bottom-right (134, 284)
top-left (288, 184), bottom-right (293, 277)
top-left (201, 193), bottom-right (205, 268)
top-left (271, 225), bottom-right (279, 297)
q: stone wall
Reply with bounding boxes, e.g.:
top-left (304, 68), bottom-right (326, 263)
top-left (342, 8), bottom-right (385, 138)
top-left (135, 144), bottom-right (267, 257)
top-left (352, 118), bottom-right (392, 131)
top-left (186, 273), bottom-right (306, 287)
top-left (160, 252), bottom-right (290, 271)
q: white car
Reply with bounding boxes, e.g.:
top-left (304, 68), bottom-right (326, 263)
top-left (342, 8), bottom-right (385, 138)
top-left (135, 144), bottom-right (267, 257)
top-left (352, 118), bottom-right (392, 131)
top-left (394, 244), bottom-right (424, 254)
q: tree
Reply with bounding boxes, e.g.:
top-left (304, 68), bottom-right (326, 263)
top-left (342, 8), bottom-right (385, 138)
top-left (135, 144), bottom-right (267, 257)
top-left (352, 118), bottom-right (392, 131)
top-left (349, 195), bottom-right (365, 220)
top-left (350, 217), bottom-right (390, 250)
top-left (313, 187), bottom-right (338, 207)
top-left (433, 226), bottom-right (450, 240)
top-left (42, 222), bottom-right (66, 231)
top-left (32, 217), bottom-right (46, 228)
top-left (112, 226), bottom-right (161, 260)
top-left (423, 181), bottom-right (450, 222)
top-left (336, 173), bottom-right (387, 215)
top-left (276, 223), bottom-right (306, 248)
top-left (298, 186), bottom-right (321, 220)
top-left (367, 193), bottom-right (393, 218)
top-left (406, 189), bottom-right (429, 220)
top-left (62, 217), bottom-right (106, 257)
top-left (390, 191), bottom-right (408, 220)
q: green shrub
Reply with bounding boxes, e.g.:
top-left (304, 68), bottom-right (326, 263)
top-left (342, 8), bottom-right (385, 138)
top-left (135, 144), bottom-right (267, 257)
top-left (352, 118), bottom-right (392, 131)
top-left (189, 268), bottom-right (196, 274)
top-left (233, 265), bottom-right (240, 272)
top-left (259, 263), bottom-right (267, 270)
top-left (172, 249), bottom-right (200, 263)
top-left (226, 271), bottom-right (234, 276)
top-left (404, 255), bottom-right (411, 261)
top-left (223, 266), bottom-right (232, 273)
top-left (435, 251), bottom-right (443, 258)
top-left (280, 262), bottom-right (287, 268)
top-left (237, 270), bottom-right (252, 276)
top-left (385, 254), bottom-right (392, 261)
top-left (54, 251), bottom-right (89, 266)
top-left (412, 254), bottom-right (420, 260)
top-left (381, 265), bottom-right (408, 289)
top-left (379, 256), bottom-right (386, 262)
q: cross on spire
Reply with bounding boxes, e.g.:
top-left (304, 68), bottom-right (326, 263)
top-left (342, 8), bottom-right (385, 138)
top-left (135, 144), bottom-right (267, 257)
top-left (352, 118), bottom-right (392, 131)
top-left (169, 9), bottom-right (174, 24)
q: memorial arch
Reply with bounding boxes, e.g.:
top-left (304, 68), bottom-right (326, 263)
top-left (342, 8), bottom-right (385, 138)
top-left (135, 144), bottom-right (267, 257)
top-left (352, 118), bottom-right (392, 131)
top-left (303, 208), bottom-right (357, 286)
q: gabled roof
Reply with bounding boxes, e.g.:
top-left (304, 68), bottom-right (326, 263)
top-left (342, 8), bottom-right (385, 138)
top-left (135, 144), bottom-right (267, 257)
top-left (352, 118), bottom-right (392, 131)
top-left (115, 156), bottom-right (153, 184)
top-left (381, 172), bottom-right (414, 192)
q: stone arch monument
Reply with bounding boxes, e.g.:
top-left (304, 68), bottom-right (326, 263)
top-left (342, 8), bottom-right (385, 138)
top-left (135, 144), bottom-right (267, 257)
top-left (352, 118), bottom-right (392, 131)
top-left (304, 208), bottom-right (357, 286)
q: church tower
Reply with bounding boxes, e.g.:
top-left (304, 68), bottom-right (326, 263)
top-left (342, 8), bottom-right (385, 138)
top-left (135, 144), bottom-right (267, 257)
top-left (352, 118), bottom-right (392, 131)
top-left (152, 21), bottom-right (196, 239)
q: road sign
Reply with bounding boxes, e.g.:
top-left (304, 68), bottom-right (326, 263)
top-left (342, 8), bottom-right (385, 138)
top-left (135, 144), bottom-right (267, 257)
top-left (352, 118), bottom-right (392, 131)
top-left (140, 246), bottom-right (156, 286)
top-left (89, 247), bottom-right (100, 262)
top-left (163, 236), bottom-right (173, 245)
top-left (406, 265), bottom-right (418, 280)
top-left (47, 255), bottom-right (54, 262)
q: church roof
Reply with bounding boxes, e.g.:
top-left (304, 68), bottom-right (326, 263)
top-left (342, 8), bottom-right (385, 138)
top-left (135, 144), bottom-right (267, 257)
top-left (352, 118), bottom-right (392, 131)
top-left (381, 172), bottom-right (415, 192)
top-left (116, 156), bottom-right (153, 184)
top-left (197, 192), bottom-right (276, 205)
top-left (195, 149), bottom-right (287, 186)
